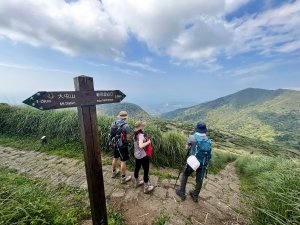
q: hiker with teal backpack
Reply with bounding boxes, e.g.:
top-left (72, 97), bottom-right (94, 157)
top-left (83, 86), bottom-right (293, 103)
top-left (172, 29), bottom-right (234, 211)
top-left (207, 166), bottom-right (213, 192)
top-left (176, 122), bottom-right (212, 202)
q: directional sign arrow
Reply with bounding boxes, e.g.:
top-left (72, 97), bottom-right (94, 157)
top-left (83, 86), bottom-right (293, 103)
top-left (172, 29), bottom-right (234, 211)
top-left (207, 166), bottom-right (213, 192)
top-left (23, 90), bottom-right (126, 110)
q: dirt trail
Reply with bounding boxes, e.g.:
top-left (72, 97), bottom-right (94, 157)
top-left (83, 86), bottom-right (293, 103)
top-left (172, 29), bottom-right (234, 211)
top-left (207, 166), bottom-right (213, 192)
top-left (0, 146), bottom-right (246, 225)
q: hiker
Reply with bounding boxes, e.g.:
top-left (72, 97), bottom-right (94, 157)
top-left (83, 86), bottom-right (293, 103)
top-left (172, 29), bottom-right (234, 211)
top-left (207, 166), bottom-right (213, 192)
top-left (133, 121), bottom-right (154, 193)
top-left (176, 122), bottom-right (212, 202)
top-left (109, 111), bottom-right (132, 184)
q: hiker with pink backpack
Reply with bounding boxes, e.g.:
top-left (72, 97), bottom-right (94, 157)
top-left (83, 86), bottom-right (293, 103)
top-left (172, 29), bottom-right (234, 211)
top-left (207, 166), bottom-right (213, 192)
top-left (133, 121), bottom-right (154, 193)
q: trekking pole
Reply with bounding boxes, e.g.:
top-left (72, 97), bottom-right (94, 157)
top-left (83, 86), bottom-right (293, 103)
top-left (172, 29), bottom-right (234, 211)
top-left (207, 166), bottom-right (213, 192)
top-left (205, 162), bottom-right (209, 179)
top-left (173, 150), bottom-right (190, 189)
top-left (174, 167), bottom-right (183, 189)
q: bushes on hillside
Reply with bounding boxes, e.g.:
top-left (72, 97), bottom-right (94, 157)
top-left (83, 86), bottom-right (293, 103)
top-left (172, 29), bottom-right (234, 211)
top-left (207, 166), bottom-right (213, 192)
top-left (0, 105), bottom-right (237, 171)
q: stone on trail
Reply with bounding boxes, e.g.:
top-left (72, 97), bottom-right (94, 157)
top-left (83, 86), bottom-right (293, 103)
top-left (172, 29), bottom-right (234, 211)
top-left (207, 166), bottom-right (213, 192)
top-left (153, 187), bottom-right (167, 200)
top-left (111, 189), bottom-right (126, 198)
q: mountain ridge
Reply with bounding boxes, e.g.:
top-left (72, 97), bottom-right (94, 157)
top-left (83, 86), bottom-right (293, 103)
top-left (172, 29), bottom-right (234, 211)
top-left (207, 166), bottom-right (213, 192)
top-left (96, 102), bottom-right (150, 119)
top-left (162, 88), bottom-right (300, 149)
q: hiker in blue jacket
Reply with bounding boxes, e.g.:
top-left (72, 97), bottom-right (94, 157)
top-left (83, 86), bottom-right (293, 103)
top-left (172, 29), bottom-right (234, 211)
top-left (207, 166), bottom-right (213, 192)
top-left (110, 111), bottom-right (132, 184)
top-left (176, 122), bottom-right (212, 202)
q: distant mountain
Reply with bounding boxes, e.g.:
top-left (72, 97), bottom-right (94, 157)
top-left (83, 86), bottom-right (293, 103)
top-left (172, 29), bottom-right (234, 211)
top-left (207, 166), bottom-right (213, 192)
top-left (162, 88), bottom-right (300, 149)
top-left (140, 101), bottom-right (198, 116)
top-left (97, 102), bottom-right (150, 119)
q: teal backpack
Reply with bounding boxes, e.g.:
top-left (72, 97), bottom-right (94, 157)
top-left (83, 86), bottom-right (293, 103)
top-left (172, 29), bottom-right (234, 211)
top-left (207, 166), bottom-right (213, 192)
top-left (192, 134), bottom-right (212, 167)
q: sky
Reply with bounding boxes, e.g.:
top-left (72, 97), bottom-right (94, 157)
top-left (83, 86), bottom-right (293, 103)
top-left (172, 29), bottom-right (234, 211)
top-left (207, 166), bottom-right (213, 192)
top-left (0, 0), bottom-right (299, 107)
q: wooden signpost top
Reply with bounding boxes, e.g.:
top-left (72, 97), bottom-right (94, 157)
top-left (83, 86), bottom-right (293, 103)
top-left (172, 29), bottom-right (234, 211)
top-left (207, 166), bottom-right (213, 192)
top-left (23, 90), bottom-right (126, 110)
top-left (22, 75), bottom-right (125, 225)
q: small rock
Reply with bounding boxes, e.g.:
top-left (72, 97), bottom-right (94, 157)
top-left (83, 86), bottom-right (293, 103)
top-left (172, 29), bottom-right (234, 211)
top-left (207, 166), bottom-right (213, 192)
top-left (153, 187), bottom-right (167, 200)
top-left (149, 175), bottom-right (159, 186)
top-left (111, 189), bottom-right (126, 198)
top-left (124, 189), bottom-right (139, 202)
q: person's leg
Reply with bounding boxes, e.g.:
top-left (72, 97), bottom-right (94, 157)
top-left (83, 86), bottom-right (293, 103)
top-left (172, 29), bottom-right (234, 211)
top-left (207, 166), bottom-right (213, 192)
top-left (141, 156), bottom-right (150, 183)
top-left (111, 148), bottom-right (120, 178)
top-left (120, 147), bottom-right (131, 183)
top-left (133, 158), bottom-right (144, 187)
top-left (189, 166), bottom-right (204, 202)
top-left (112, 158), bottom-right (118, 170)
top-left (142, 156), bottom-right (154, 193)
top-left (176, 165), bottom-right (193, 200)
top-left (121, 161), bottom-right (127, 175)
top-left (134, 158), bottom-right (142, 179)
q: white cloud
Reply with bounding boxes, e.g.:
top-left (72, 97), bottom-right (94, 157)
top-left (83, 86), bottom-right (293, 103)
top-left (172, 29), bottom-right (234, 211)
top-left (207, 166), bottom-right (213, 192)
top-left (113, 67), bottom-right (143, 77)
top-left (103, 0), bottom-right (300, 62)
top-left (227, 0), bottom-right (300, 56)
top-left (143, 57), bottom-right (153, 64)
top-left (1, 0), bottom-right (299, 64)
top-left (103, 0), bottom-right (229, 60)
top-left (116, 59), bottom-right (165, 74)
top-left (167, 17), bottom-right (231, 60)
top-left (0, 0), bottom-right (128, 57)
top-left (225, 0), bottom-right (252, 13)
top-left (0, 62), bottom-right (73, 74)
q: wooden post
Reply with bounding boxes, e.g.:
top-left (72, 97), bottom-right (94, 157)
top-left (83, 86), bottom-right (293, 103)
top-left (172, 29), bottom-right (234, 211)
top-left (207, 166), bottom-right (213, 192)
top-left (74, 75), bottom-right (108, 225)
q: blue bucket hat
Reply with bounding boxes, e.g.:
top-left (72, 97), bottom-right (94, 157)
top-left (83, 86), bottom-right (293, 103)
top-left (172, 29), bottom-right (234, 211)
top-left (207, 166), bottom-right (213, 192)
top-left (195, 122), bottom-right (207, 133)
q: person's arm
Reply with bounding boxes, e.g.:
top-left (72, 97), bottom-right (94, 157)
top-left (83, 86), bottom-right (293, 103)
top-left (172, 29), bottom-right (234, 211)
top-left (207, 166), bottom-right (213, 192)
top-left (138, 134), bottom-right (150, 148)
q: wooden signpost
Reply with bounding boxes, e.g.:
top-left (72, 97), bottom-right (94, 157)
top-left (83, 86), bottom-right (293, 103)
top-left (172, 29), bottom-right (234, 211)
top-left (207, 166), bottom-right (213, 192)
top-left (23, 75), bottom-right (126, 225)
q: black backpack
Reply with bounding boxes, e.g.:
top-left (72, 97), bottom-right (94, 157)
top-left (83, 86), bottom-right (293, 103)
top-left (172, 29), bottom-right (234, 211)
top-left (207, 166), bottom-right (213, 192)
top-left (108, 121), bottom-right (126, 148)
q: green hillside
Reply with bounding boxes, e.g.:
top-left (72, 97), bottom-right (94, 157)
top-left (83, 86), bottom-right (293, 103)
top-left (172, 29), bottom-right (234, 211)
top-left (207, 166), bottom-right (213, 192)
top-left (96, 102), bottom-right (150, 119)
top-left (162, 88), bottom-right (300, 149)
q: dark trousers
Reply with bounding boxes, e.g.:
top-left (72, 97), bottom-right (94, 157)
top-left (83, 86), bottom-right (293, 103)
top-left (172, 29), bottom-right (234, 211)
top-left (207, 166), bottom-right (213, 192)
top-left (179, 164), bottom-right (204, 197)
top-left (134, 156), bottom-right (150, 183)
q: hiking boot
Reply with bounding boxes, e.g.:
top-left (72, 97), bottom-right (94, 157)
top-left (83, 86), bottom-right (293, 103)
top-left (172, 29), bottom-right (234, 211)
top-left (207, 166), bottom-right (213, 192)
top-left (111, 169), bottom-right (120, 178)
top-left (132, 178), bottom-right (144, 188)
top-left (189, 190), bottom-right (198, 203)
top-left (144, 182), bottom-right (154, 194)
top-left (175, 189), bottom-right (186, 201)
top-left (121, 175), bottom-right (132, 184)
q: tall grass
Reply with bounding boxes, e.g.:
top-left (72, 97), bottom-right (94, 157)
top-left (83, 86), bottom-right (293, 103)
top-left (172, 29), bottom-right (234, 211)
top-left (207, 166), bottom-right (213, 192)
top-left (0, 167), bottom-right (90, 224)
top-left (236, 155), bottom-right (300, 225)
top-left (0, 167), bottom-right (127, 225)
top-left (0, 104), bottom-right (234, 171)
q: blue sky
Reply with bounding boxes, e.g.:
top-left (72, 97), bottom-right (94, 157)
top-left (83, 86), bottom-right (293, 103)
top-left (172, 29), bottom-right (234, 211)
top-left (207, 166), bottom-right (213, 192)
top-left (0, 0), bottom-right (299, 107)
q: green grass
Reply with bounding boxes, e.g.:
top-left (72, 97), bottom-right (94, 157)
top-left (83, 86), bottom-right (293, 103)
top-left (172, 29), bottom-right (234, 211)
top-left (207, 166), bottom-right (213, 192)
top-left (107, 208), bottom-right (128, 225)
top-left (209, 150), bottom-right (238, 174)
top-left (0, 167), bottom-right (90, 225)
top-left (150, 171), bottom-right (177, 180)
top-left (236, 155), bottom-right (300, 225)
top-left (0, 168), bottom-right (127, 225)
top-left (155, 215), bottom-right (171, 225)
top-left (0, 135), bottom-right (83, 159)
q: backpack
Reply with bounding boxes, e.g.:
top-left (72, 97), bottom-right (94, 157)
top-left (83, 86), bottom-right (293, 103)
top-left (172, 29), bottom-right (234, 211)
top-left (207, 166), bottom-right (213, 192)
top-left (187, 134), bottom-right (212, 173)
top-left (193, 134), bottom-right (212, 165)
top-left (134, 132), bottom-right (153, 157)
top-left (108, 121), bottom-right (127, 148)
top-left (144, 137), bottom-right (153, 156)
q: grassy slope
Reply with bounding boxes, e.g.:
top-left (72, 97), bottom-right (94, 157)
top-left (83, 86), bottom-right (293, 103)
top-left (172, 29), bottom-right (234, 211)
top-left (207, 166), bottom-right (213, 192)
top-left (0, 167), bottom-right (90, 224)
top-left (0, 168), bottom-right (127, 225)
top-left (236, 155), bottom-right (300, 225)
top-left (162, 88), bottom-right (300, 148)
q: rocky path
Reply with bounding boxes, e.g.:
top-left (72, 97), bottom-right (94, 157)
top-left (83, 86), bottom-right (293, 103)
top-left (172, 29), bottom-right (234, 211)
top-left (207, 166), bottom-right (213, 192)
top-left (0, 146), bottom-right (246, 225)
